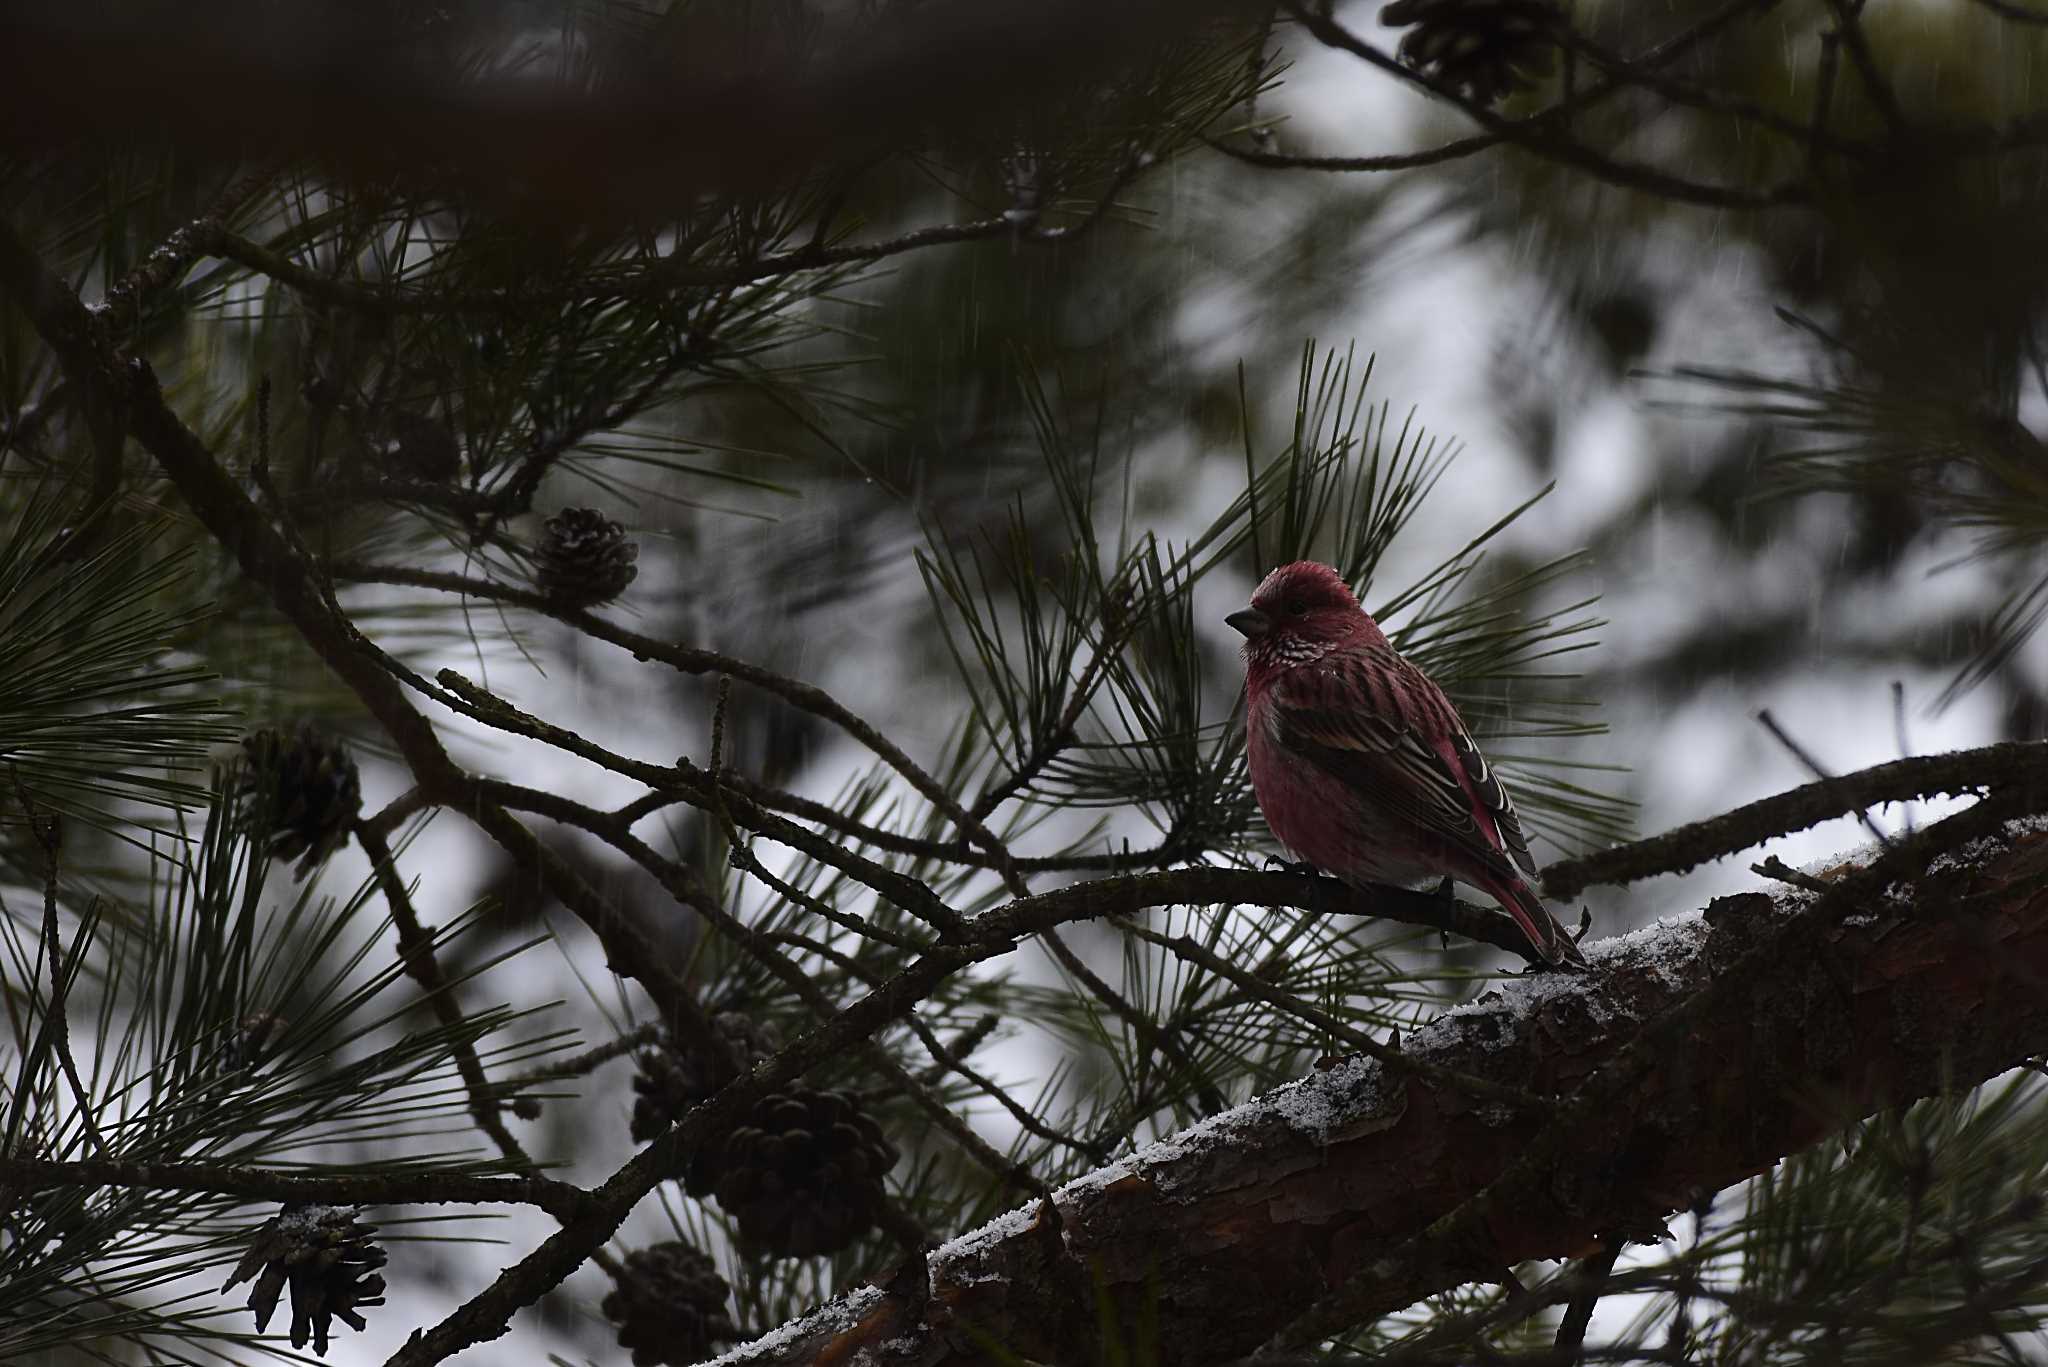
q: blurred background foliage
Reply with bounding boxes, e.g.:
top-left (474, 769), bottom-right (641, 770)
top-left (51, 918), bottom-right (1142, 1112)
top-left (5, 0), bottom-right (2048, 1362)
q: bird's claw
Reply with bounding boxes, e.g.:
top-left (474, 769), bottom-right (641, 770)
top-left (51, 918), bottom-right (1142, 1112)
top-left (1263, 854), bottom-right (1321, 876)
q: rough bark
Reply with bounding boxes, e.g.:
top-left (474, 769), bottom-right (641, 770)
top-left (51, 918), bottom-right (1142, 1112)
top-left (714, 815), bottom-right (2048, 1367)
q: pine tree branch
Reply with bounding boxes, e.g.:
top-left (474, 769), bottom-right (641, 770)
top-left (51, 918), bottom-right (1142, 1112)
top-left (0, 1156), bottom-right (594, 1220)
top-left (0, 213), bottom-right (757, 1200)
top-left (709, 804), bottom-right (2048, 1367)
top-left (332, 562), bottom-right (1019, 871)
top-left (1280, 0), bottom-right (1813, 210)
top-left (1541, 739), bottom-right (2048, 899)
top-left (504, 1021), bottom-right (665, 1091)
top-left (354, 822), bottom-right (533, 1168)
top-left (1209, 0), bottom-right (1861, 178)
top-left (161, 167), bottom-right (1144, 319)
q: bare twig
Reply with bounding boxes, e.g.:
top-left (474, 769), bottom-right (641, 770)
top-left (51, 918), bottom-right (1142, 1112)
top-left (506, 1021), bottom-right (666, 1091)
top-left (1750, 855), bottom-right (1834, 897)
top-left (354, 821), bottom-right (530, 1162)
top-left (1756, 707), bottom-right (1893, 850)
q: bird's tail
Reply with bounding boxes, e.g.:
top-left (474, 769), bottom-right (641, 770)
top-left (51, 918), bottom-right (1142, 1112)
top-left (1487, 876), bottom-right (1586, 969)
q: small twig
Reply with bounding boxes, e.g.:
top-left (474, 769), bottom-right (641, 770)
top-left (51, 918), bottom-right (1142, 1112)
top-left (354, 814), bottom-right (619, 1288)
top-left (709, 674), bottom-right (733, 784)
top-left (195, 161), bottom-right (1147, 319)
top-left (864, 1037), bottom-right (1048, 1201)
top-left (1203, 128), bottom-right (1504, 174)
top-left (353, 822), bottom-right (555, 1189)
top-left (1751, 855), bottom-right (1836, 897)
top-left (1892, 682), bottom-right (1919, 836)
top-left (506, 1021), bottom-right (666, 1091)
top-left (1757, 708), bottom-right (1893, 850)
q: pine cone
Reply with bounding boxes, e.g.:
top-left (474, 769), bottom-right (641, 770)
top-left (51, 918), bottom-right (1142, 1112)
top-left (685, 1087), bottom-right (899, 1257)
top-left (601, 1241), bottom-right (739, 1366)
top-left (535, 507), bottom-right (639, 608)
top-left (222, 1204), bottom-right (387, 1357)
top-left (630, 1013), bottom-right (781, 1143)
top-left (1380, 0), bottom-right (1558, 106)
top-left (239, 726), bottom-right (361, 879)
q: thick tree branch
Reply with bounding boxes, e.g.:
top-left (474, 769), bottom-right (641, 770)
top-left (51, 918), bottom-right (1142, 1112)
top-left (713, 810), bottom-right (2048, 1367)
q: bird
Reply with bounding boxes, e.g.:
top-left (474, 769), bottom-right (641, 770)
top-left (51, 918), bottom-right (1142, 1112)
top-left (1228, 559), bottom-right (1585, 968)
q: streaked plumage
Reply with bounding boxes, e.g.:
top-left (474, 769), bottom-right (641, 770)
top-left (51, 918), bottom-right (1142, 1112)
top-left (1230, 560), bottom-right (1583, 968)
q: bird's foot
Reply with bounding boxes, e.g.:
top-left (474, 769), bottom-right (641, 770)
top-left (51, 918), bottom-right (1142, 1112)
top-left (1432, 875), bottom-right (1456, 902)
top-left (1263, 854), bottom-right (1322, 876)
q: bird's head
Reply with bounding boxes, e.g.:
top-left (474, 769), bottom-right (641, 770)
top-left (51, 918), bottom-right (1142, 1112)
top-left (1227, 561), bottom-right (1383, 670)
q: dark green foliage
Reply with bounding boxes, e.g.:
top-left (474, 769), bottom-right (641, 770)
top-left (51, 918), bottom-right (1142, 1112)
top-left (0, 776), bottom-right (559, 1362)
top-left (0, 479), bottom-right (233, 853)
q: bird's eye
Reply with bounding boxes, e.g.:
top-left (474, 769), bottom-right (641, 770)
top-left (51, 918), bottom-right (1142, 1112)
top-left (1283, 596), bottom-right (1309, 616)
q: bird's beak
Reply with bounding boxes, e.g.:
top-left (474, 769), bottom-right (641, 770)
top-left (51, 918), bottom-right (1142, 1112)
top-left (1226, 607), bottom-right (1271, 638)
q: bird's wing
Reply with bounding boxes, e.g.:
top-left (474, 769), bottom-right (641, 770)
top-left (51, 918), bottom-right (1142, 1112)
top-left (1266, 643), bottom-right (1539, 880)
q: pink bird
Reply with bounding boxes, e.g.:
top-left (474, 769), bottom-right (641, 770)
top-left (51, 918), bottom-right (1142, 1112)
top-left (1229, 560), bottom-right (1585, 968)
